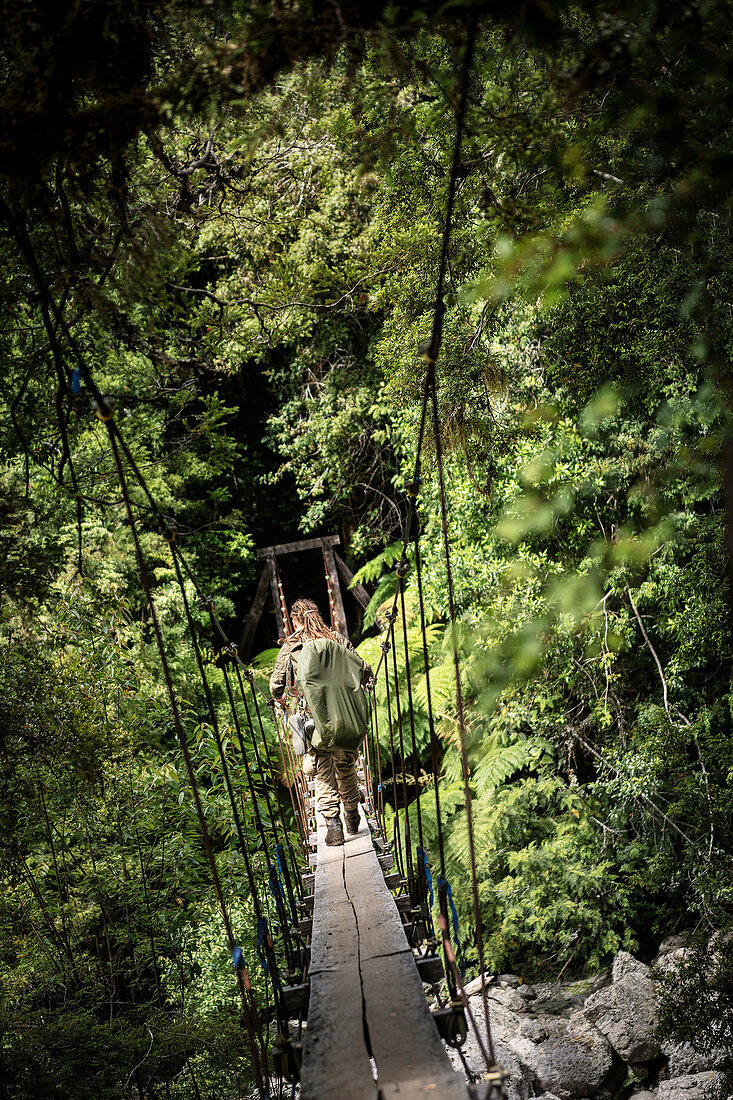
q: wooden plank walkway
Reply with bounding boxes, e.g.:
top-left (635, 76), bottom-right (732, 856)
top-left (300, 805), bottom-right (471, 1100)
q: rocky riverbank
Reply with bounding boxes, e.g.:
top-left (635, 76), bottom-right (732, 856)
top-left (449, 938), bottom-right (729, 1100)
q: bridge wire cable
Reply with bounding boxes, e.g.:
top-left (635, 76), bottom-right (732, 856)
top-left (381, 642), bottom-right (406, 880)
top-left (223, 658), bottom-right (303, 922)
top-left (429, 366), bottom-right (496, 1065)
top-left (386, 613), bottom-right (413, 883)
top-left (167, 547), bottom-right (307, 926)
top-left (221, 658), bottom-right (300, 948)
top-left (397, 566), bottom-right (425, 853)
top-left (103, 420), bottom-right (270, 1097)
top-left (201, 594), bottom-right (304, 905)
top-left (413, 519), bottom-right (446, 878)
top-left (240, 668), bottom-right (310, 870)
top-left (167, 545), bottom-right (309, 882)
top-left (362, 9), bottom-right (491, 1055)
top-left (369, 687), bottom-right (387, 835)
top-left (170, 542), bottom-right (293, 998)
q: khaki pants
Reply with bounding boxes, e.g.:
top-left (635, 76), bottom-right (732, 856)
top-left (309, 748), bottom-right (360, 819)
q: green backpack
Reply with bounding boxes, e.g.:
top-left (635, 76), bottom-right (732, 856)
top-left (295, 638), bottom-right (370, 752)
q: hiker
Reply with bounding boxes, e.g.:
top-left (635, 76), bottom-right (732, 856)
top-left (270, 598), bottom-right (373, 847)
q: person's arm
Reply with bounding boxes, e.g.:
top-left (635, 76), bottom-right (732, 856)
top-left (269, 646), bottom-right (290, 701)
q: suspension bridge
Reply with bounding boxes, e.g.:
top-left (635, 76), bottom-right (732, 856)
top-left (2, 14), bottom-right (513, 1098)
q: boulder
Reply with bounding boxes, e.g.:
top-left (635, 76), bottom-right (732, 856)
top-left (445, 1024), bottom-right (533, 1100)
top-left (655, 948), bottom-right (694, 977)
top-left (657, 1072), bottom-right (726, 1100)
top-left (655, 933), bottom-right (689, 959)
top-left (488, 985), bottom-right (530, 1014)
top-left (582, 952), bottom-right (660, 1062)
top-left (663, 1040), bottom-right (729, 1077)
top-left (531, 982), bottom-right (573, 1016)
top-left (504, 1011), bottom-right (614, 1100)
top-left (629, 1092), bottom-right (657, 1100)
top-left (446, 990), bottom-right (534, 1100)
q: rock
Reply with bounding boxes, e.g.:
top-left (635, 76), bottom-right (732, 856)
top-left (583, 953), bottom-right (660, 1062)
top-left (499, 974), bottom-right (522, 988)
top-left (487, 985), bottom-right (530, 1013)
top-left (664, 1040), bottom-right (729, 1076)
top-left (629, 1092), bottom-right (657, 1100)
top-left (517, 984), bottom-right (538, 1004)
top-left (613, 950), bottom-right (643, 981)
top-left (566, 972), bottom-right (612, 1001)
top-left (504, 1011), bottom-right (614, 1100)
top-left (531, 982), bottom-right (573, 1016)
top-left (446, 1023), bottom-right (533, 1100)
top-left (657, 1071), bottom-right (726, 1100)
top-left (533, 1094), bottom-right (562, 1100)
top-left (655, 948), bottom-right (694, 977)
top-left (656, 933), bottom-right (689, 958)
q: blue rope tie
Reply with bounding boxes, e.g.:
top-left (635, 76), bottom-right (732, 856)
top-left (256, 916), bottom-right (269, 973)
top-left (71, 367), bottom-right (82, 394)
top-left (275, 843), bottom-right (286, 881)
top-left (417, 845), bottom-right (436, 938)
top-left (436, 874), bottom-right (460, 942)
top-left (231, 946), bottom-right (244, 970)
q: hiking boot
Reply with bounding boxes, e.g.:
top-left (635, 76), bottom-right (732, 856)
top-left (325, 818), bottom-right (344, 846)
top-left (288, 715), bottom-right (307, 757)
top-left (344, 808), bottom-right (361, 835)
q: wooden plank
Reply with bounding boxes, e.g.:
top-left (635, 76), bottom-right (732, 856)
top-left (333, 551), bottom-right (371, 610)
top-left (256, 534), bottom-right (341, 558)
top-left (300, 810), bottom-right (377, 1100)
top-left (323, 545), bottom-right (349, 637)
top-left (362, 952), bottom-right (469, 1099)
top-left (238, 565), bottom-right (271, 660)
top-left (344, 812), bottom-right (470, 1100)
top-left (301, 802), bottom-right (469, 1100)
top-left (264, 550), bottom-right (286, 639)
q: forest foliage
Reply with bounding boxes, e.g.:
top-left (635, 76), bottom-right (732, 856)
top-left (1, 0), bottom-right (733, 1096)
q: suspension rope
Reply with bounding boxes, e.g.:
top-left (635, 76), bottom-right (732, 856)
top-left (170, 543), bottom-right (292, 990)
top-left (222, 657), bottom-right (302, 922)
top-left (396, 561), bottom-right (425, 850)
top-left (104, 421), bottom-right (270, 1095)
top-left (221, 659), bottom-right (300, 944)
top-left (387, 613), bottom-right (414, 885)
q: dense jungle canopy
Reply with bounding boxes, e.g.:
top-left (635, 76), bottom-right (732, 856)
top-left (1, 0), bottom-right (733, 1096)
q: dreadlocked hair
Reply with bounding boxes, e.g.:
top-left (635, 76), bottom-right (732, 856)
top-left (289, 598), bottom-right (342, 642)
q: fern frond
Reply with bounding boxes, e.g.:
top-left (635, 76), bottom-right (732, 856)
top-left (351, 542), bottom-right (404, 587)
top-left (363, 573), bottom-right (399, 629)
top-left (473, 742), bottom-right (531, 793)
top-left (413, 660), bottom-right (457, 711)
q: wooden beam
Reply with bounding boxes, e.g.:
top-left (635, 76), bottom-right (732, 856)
top-left (256, 534), bottom-right (341, 558)
top-left (264, 550), bottom-right (286, 639)
top-left (238, 565), bottom-right (270, 660)
top-left (323, 545), bottom-right (349, 637)
top-left (333, 551), bottom-right (371, 610)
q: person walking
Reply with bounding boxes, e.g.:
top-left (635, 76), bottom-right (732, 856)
top-left (270, 598), bottom-right (372, 846)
